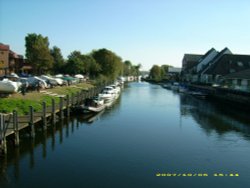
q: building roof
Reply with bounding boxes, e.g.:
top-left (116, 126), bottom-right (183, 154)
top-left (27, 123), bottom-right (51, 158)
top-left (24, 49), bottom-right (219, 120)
top-left (223, 69), bottom-right (250, 80)
top-left (204, 54), bottom-right (250, 75)
top-left (199, 47), bottom-right (232, 74)
top-left (183, 54), bottom-right (203, 70)
top-left (0, 43), bottom-right (10, 51)
top-left (201, 48), bottom-right (217, 60)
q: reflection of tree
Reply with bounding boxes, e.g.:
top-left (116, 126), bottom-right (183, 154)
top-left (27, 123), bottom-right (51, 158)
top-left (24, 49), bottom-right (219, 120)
top-left (179, 94), bottom-right (250, 138)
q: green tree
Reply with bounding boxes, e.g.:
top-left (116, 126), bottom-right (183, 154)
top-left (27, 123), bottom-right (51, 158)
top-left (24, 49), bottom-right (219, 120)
top-left (149, 65), bottom-right (162, 81)
top-left (81, 54), bottom-right (101, 78)
top-left (92, 48), bottom-right (123, 80)
top-left (50, 46), bottom-right (65, 74)
top-left (134, 63), bottom-right (141, 77)
top-left (25, 33), bottom-right (53, 74)
top-left (65, 51), bottom-right (85, 74)
top-left (123, 60), bottom-right (132, 76)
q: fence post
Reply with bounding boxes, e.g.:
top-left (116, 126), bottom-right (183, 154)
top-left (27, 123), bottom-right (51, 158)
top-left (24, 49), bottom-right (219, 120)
top-left (42, 102), bottom-right (47, 130)
top-left (29, 106), bottom-right (35, 138)
top-left (59, 97), bottom-right (64, 119)
top-left (51, 99), bottom-right (56, 124)
top-left (66, 95), bottom-right (70, 117)
top-left (77, 92), bottom-right (80, 105)
top-left (0, 114), bottom-right (7, 155)
top-left (13, 110), bottom-right (20, 146)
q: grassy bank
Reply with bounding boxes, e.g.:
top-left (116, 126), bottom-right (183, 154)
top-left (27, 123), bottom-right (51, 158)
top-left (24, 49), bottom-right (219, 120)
top-left (0, 82), bottom-right (93, 115)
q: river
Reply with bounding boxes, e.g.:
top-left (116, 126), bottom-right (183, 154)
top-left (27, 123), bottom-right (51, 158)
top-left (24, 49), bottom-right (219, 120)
top-left (1, 82), bottom-right (250, 188)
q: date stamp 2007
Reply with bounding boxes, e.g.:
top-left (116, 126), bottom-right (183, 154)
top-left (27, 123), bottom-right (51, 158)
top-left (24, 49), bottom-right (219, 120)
top-left (155, 173), bottom-right (239, 177)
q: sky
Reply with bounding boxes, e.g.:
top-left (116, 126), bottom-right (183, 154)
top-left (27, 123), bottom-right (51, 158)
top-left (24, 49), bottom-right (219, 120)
top-left (1, 0), bottom-right (250, 71)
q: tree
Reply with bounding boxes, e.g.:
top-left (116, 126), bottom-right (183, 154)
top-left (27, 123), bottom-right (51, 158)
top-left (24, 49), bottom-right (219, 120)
top-left (50, 46), bottom-right (65, 74)
top-left (134, 63), bottom-right (141, 77)
top-left (123, 60), bottom-right (132, 76)
top-left (92, 48), bottom-right (123, 80)
top-left (149, 65), bottom-right (162, 81)
top-left (81, 54), bottom-right (101, 78)
top-left (65, 51), bottom-right (85, 74)
top-left (25, 33), bottom-right (53, 74)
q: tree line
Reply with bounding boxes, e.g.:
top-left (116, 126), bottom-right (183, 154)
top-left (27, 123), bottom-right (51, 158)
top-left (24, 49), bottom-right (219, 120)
top-left (25, 33), bottom-right (141, 81)
top-left (148, 64), bottom-right (176, 82)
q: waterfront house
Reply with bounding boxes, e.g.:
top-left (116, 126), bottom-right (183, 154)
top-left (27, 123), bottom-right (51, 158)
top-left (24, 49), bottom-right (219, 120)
top-left (221, 69), bottom-right (250, 91)
top-left (201, 54), bottom-right (250, 84)
top-left (181, 47), bottom-right (250, 85)
top-left (181, 54), bottom-right (202, 82)
top-left (199, 47), bottom-right (233, 83)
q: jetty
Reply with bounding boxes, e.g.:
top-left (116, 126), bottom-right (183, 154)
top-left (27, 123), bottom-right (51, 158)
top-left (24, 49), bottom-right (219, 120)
top-left (0, 86), bottom-right (103, 155)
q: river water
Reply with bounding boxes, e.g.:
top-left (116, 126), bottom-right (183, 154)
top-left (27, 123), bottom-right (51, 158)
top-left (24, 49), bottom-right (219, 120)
top-left (1, 82), bottom-right (250, 188)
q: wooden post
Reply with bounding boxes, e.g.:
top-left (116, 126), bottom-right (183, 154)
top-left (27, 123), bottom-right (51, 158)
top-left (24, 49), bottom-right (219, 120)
top-left (77, 92), bottom-right (80, 105)
top-left (59, 97), bottom-right (64, 119)
top-left (42, 102), bottom-right (47, 130)
top-left (29, 106), bottom-right (35, 138)
top-left (13, 110), bottom-right (20, 146)
top-left (51, 99), bottom-right (56, 124)
top-left (66, 95), bottom-right (70, 117)
top-left (71, 93), bottom-right (74, 107)
top-left (0, 114), bottom-right (7, 154)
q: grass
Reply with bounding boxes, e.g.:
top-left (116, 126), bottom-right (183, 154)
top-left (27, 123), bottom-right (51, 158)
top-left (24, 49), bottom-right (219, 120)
top-left (0, 82), bottom-right (94, 115)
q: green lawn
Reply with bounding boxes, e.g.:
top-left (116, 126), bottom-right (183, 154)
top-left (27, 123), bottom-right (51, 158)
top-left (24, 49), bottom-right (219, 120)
top-left (0, 83), bottom-right (94, 115)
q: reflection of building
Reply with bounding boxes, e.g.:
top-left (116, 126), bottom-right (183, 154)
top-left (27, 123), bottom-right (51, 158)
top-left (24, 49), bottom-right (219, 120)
top-left (179, 94), bottom-right (250, 137)
top-left (0, 43), bottom-right (32, 76)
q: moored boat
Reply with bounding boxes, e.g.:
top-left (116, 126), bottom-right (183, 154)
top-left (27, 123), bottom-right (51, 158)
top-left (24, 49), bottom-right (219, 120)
top-left (189, 91), bottom-right (208, 99)
top-left (76, 97), bottom-right (105, 113)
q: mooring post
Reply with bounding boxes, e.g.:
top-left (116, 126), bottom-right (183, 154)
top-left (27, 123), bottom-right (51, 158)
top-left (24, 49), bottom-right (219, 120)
top-left (0, 114), bottom-right (7, 155)
top-left (51, 99), bottom-right (56, 124)
top-left (42, 102), bottom-right (47, 130)
top-left (59, 97), bottom-right (64, 119)
top-left (71, 93), bottom-right (74, 107)
top-left (82, 91), bottom-right (86, 102)
top-left (29, 106), bottom-right (35, 138)
top-left (66, 95), bottom-right (70, 117)
top-left (13, 110), bottom-right (20, 146)
top-left (77, 91), bottom-right (80, 105)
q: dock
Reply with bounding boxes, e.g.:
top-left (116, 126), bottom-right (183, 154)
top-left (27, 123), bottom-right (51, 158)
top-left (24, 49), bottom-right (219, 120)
top-left (0, 86), bottom-right (103, 155)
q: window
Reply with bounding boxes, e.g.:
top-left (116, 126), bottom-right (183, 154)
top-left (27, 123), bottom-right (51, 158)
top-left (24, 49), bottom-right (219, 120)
top-left (237, 79), bottom-right (241, 85)
top-left (229, 69), bottom-right (235, 73)
top-left (237, 61), bottom-right (243, 67)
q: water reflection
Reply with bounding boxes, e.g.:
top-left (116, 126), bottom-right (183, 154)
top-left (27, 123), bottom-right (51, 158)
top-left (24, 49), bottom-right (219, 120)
top-left (179, 94), bottom-right (250, 138)
top-left (0, 95), bottom-right (122, 186)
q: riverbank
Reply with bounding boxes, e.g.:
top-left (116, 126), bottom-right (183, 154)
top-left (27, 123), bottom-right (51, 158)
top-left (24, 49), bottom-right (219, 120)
top-left (0, 82), bottom-right (93, 115)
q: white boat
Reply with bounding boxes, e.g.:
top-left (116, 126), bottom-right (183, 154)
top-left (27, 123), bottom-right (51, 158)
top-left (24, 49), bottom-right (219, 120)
top-left (98, 91), bottom-right (116, 103)
top-left (179, 86), bottom-right (188, 93)
top-left (171, 82), bottom-right (180, 91)
top-left (41, 75), bottom-right (63, 86)
top-left (162, 83), bottom-right (172, 89)
top-left (0, 79), bottom-right (20, 93)
top-left (77, 97), bottom-right (105, 113)
top-left (109, 84), bottom-right (121, 94)
top-left (189, 91), bottom-right (208, 99)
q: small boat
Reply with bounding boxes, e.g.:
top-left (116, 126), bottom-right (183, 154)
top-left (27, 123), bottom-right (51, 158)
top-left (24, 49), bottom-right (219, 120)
top-left (0, 79), bottom-right (20, 93)
top-left (162, 83), bottom-right (172, 89)
top-left (179, 86), bottom-right (188, 93)
top-left (98, 91), bottom-right (116, 104)
top-left (171, 82), bottom-right (180, 91)
top-left (189, 91), bottom-right (208, 99)
top-left (76, 97), bottom-right (105, 113)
